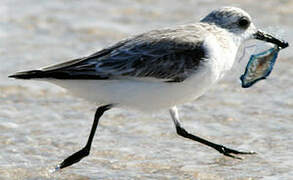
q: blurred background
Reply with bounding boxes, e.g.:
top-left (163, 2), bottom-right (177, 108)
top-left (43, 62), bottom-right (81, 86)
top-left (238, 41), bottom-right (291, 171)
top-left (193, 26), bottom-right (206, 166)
top-left (1, 0), bottom-right (292, 179)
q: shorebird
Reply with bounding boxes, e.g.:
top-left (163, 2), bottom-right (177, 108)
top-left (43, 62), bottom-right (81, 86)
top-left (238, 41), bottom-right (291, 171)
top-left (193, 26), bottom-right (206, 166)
top-left (9, 7), bottom-right (288, 170)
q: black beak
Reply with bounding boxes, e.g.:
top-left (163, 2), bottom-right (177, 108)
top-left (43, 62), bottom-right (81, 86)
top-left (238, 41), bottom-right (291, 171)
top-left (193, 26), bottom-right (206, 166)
top-left (253, 30), bottom-right (289, 49)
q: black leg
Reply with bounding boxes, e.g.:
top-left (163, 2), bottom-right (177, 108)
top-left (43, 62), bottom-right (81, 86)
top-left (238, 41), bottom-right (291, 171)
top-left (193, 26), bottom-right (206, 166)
top-left (56, 104), bottom-right (113, 170)
top-left (169, 107), bottom-right (255, 159)
top-left (175, 125), bottom-right (255, 159)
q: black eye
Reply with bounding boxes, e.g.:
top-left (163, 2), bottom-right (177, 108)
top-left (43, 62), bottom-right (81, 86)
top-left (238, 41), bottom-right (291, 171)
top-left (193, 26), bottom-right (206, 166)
top-left (238, 17), bottom-right (250, 29)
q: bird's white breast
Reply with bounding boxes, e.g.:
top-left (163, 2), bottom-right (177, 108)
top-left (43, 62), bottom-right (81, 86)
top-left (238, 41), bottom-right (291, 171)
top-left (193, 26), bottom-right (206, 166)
top-left (203, 32), bottom-right (238, 83)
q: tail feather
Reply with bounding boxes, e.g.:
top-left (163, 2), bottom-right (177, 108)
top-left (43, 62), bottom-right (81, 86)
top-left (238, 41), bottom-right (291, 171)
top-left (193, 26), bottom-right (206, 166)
top-left (8, 70), bottom-right (73, 79)
top-left (9, 70), bottom-right (109, 80)
top-left (9, 70), bottom-right (47, 79)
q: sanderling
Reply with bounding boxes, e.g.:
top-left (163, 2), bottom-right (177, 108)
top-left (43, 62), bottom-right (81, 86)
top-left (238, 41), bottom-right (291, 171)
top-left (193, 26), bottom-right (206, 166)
top-left (9, 7), bottom-right (288, 170)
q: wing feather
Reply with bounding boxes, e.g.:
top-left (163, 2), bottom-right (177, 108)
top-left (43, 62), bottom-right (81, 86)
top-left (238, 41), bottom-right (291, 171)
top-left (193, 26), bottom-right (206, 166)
top-left (33, 26), bottom-right (208, 82)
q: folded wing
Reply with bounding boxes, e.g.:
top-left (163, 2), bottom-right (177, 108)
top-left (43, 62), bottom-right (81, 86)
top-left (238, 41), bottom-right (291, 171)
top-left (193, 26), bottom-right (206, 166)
top-left (10, 28), bottom-right (207, 82)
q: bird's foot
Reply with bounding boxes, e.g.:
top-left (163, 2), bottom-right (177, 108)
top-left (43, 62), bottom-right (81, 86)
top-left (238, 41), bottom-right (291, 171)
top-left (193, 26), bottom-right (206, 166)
top-left (215, 145), bottom-right (256, 159)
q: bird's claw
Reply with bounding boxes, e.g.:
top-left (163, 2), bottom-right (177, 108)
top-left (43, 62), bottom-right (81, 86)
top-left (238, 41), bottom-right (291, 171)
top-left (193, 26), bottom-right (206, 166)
top-left (216, 145), bottom-right (256, 159)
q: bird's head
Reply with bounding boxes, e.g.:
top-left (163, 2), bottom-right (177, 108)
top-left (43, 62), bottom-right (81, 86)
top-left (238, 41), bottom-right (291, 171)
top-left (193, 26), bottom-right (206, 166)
top-left (201, 7), bottom-right (288, 48)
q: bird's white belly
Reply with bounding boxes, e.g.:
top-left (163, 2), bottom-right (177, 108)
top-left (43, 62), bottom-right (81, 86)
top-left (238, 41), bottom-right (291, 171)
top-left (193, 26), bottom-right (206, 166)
top-left (48, 65), bottom-right (215, 112)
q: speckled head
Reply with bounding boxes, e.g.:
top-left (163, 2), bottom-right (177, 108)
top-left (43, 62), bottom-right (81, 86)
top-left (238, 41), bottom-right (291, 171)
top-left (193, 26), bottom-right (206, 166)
top-left (201, 7), bottom-right (254, 34)
top-left (201, 7), bottom-right (289, 48)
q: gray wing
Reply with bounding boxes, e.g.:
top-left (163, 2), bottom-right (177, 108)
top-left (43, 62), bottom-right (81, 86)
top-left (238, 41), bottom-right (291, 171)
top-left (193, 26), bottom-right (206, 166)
top-left (38, 28), bottom-right (208, 82)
